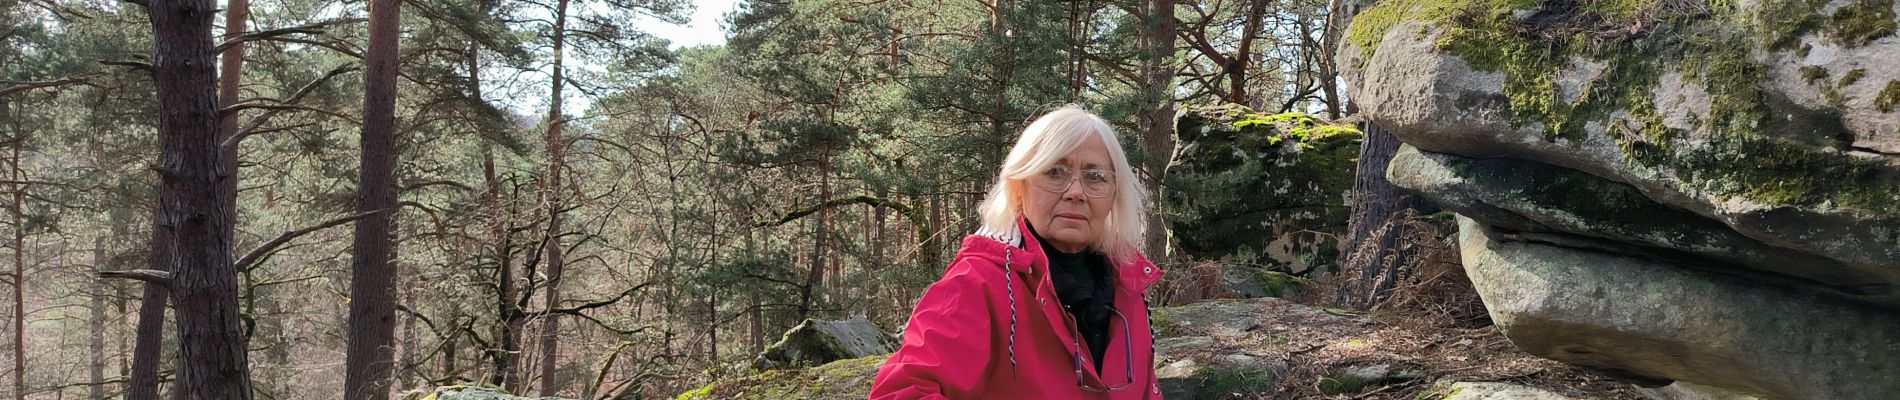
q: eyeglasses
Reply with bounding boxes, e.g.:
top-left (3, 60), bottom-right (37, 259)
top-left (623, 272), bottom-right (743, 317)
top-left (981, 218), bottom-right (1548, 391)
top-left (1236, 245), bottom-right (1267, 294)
top-left (1031, 165), bottom-right (1115, 198)
top-left (1073, 307), bottom-right (1136, 392)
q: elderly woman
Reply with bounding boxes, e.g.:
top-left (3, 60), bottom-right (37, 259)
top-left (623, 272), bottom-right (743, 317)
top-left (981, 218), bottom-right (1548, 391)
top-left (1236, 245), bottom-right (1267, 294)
top-left (869, 106), bottom-right (1165, 399)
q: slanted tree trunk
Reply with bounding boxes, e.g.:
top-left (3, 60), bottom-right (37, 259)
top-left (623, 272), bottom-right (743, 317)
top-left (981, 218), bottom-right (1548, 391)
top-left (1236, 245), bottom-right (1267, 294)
top-left (146, 0), bottom-right (254, 397)
top-left (536, 0), bottom-right (572, 394)
top-left (126, 222), bottom-right (169, 400)
top-left (343, 0), bottom-right (402, 397)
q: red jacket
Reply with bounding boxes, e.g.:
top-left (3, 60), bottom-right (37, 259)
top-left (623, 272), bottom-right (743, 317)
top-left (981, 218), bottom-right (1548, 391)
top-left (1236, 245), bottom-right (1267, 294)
top-left (870, 219), bottom-right (1166, 399)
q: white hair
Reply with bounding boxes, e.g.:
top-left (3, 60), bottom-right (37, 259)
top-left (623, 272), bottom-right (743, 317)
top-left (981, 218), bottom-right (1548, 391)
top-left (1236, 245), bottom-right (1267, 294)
top-left (976, 105), bottom-right (1147, 263)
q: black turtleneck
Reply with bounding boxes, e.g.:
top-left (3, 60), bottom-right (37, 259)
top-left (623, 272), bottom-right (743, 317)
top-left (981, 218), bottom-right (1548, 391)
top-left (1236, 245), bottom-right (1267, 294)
top-left (1029, 223), bottom-right (1115, 373)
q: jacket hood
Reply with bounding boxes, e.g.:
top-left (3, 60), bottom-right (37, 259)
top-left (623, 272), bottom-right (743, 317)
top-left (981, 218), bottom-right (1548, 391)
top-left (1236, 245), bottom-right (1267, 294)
top-left (959, 218), bottom-right (1165, 293)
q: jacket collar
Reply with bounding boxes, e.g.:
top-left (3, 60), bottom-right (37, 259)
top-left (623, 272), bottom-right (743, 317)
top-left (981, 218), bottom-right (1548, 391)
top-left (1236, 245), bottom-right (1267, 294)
top-left (963, 218), bottom-right (1166, 293)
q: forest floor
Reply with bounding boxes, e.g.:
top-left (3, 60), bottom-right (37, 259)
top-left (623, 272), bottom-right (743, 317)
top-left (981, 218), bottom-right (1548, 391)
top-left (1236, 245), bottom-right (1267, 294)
top-left (1150, 296), bottom-right (1651, 399)
top-left (672, 294), bottom-right (1655, 399)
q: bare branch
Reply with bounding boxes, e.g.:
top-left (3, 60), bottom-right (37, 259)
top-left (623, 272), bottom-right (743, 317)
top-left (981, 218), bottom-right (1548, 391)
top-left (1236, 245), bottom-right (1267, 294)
top-left (0, 74), bottom-right (98, 97)
top-left (224, 65), bottom-right (357, 152)
top-left (753, 195), bottom-right (915, 227)
top-left (99, 269), bottom-right (171, 285)
top-left (234, 207), bottom-right (394, 271)
top-left (213, 18), bottom-right (368, 52)
top-left (99, 60), bottom-right (153, 73)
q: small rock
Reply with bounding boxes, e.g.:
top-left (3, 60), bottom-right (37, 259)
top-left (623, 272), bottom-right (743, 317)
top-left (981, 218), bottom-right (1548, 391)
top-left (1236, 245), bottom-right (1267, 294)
top-left (1318, 363), bottom-right (1424, 395)
top-left (752, 316), bottom-right (895, 370)
top-left (1436, 381), bottom-right (1577, 400)
top-left (1635, 381), bottom-right (1772, 400)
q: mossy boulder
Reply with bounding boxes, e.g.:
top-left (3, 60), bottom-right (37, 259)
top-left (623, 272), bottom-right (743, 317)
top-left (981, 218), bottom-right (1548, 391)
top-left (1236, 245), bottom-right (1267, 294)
top-left (1456, 216), bottom-right (1900, 400)
top-left (676, 355), bottom-right (883, 400)
top-left (1348, 2), bottom-right (1900, 396)
top-left (1218, 264), bottom-right (1307, 299)
top-left (1166, 104), bottom-right (1361, 272)
top-left (753, 317), bottom-right (896, 371)
top-left (1341, 0), bottom-right (1900, 277)
top-left (1154, 357), bottom-right (1284, 400)
top-left (1388, 145), bottom-right (1900, 307)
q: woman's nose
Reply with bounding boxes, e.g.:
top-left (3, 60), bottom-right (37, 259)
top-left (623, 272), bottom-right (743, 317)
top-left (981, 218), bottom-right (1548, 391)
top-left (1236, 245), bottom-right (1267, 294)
top-left (1062, 178), bottom-right (1088, 200)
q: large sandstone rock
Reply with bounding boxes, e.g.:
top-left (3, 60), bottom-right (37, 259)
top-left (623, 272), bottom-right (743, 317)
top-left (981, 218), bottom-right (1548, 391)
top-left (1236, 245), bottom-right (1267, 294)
top-left (1347, 0), bottom-right (1900, 396)
top-left (1456, 216), bottom-right (1900, 399)
top-left (1342, 0), bottom-right (1900, 283)
top-left (1167, 104), bottom-right (1360, 272)
top-left (1387, 145), bottom-right (1899, 307)
top-left (752, 316), bottom-right (896, 371)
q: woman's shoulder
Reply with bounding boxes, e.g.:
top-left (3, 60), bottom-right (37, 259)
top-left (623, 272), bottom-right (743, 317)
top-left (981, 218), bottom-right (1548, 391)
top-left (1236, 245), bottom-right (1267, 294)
top-left (935, 232), bottom-right (1025, 284)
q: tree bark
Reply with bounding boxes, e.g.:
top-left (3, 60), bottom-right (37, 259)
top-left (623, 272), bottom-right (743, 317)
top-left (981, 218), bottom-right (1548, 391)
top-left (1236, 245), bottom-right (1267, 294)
top-left (343, 0), bottom-right (402, 396)
top-left (1140, 0), bottom-right (1176, 264)
top-left (536, 0), bottom-right (571, 394)
top-left (90, 237), bottom-right (109, 400)
top-left (11, 129), bottom-right (24, 400)
top-left (1335, 122), bottom-right (1427, 308)
top-left (126, 224), bottom-right (170, 400)
top-left (147, 0), bottom-right (254, 397)
top-left (216, 0), bottom-right (247, 231)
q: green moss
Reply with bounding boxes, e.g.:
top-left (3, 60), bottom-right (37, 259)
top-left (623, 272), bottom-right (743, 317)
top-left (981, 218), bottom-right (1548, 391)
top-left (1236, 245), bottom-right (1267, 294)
top-left (1318, 371), bottom-right (1375, 395)
top-left (1681, 32), bottom-right (1771, 138)
top-left (1877, 80), bottom-right (1900, 113)
top-left (1800, 66), bottom-right (1830, 84)
top-left (1828, 0), bottom-right (1898, 47)
top-left (677, 355), bottom-right (885, 399)
top-left (1253, 270), bottom-right (1307, 298)
top-left (1150, 309), bottom-right (1179, 335)
top-left (1345, 0), bottom-right (1492, 66)
top-left (1195, 366), bottom-right (1278, 397)
top-left (673, 385), bottom-right (714, 400)
top-left (1840, 68), bottom-right (1866, 86)
top-left (1749, 0), bottom-right (1831, 50)
top-left (1681, 138), bottom-right (1898, 213)
top-left (1347, 0), bottom-right (1897, 214)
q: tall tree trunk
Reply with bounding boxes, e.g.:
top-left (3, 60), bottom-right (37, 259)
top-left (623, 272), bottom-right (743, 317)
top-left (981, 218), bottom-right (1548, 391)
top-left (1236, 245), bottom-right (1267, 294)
top-left (343, 0), bottom-right (402, 396)
top-left (1140, 0), bottom-right (1176, 264)
top-left (463, 20), bottom-right (521, 391)
top-left (126, 224), bottom-right (169, 400)
top-left (536, 0), bottom-right (571, 394)
top-left (11, 136), bottom-right (23, 400)
top-left (337, 0), bottom-right (403, 392)
top-left (90, 237), bottom-right (108, 400)
top-left (1320, 0), bottom-right (1351, 119)
top-left (798, 150), bottom-right (829, 320)
top-left (1334, 122), bottom-right (1427, 308)
top-left (398, 241), bottom-right (418, 389)
top-left (216, 0), bottom-right (246, 231)
top-left (147, 0), bottom-right (253, 397)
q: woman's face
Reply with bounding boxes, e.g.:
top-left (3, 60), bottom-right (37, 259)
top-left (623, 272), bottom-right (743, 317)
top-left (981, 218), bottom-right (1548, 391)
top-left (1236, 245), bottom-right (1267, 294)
top-left (1018, 134), bottom-right (1116, 254)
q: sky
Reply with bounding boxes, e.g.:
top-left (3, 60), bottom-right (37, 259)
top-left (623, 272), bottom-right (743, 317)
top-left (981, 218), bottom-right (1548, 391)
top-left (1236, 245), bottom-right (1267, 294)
top-left (644, 0), bottom-right (742, 50)
top-left (501, 0), bottom-right (741, 117)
